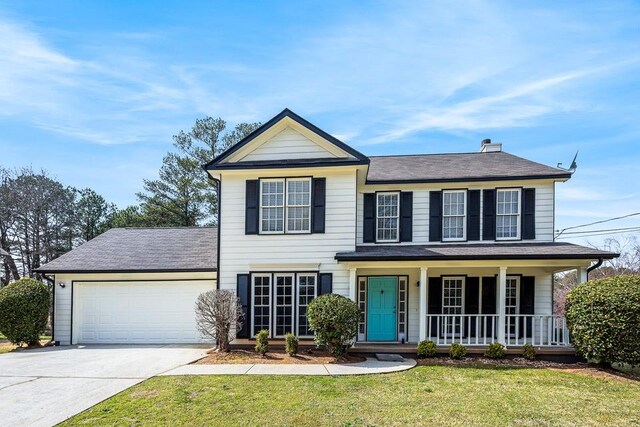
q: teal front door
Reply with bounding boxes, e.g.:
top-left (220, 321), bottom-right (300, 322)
top-left (367, 277), bottom-right (397, 341)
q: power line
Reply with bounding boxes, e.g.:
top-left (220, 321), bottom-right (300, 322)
top-left (556, 228), bottom-right (640, 239)
top-left (560, 226), bottom-right (640, 235)
top-left (555, 212), bottom-right (640, 238)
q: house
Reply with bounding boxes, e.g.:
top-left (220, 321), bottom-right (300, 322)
top-left (37, 109), bottom-right (618, 350)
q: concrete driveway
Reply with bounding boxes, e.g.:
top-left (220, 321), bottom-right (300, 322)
top-left (0, 345), bottom-right (207, 427)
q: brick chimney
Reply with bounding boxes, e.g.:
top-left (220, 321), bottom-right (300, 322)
top-left (480, 138), bottom-right (502, 153)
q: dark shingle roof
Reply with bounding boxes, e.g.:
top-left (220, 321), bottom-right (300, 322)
top-left (336, 242), bottom-right (618, 262)
top-left (36, 227), bottom-right (217, 273)
top-left (366, 151), bottom-right (571, 183)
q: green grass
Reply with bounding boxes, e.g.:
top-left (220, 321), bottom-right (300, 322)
top-left (62, 366), bottom-right (640, 427)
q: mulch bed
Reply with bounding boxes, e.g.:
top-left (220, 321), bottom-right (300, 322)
top-left (195, 348), bottom-right (366, 365)
top-left (417, 357), bottom-right (640, 382)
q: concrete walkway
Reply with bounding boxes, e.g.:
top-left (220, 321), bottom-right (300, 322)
top-left (160, 357), bottom-right (416, 376)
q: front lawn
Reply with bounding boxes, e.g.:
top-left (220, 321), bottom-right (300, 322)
top-left (62, 365), bottom-right (640, 426)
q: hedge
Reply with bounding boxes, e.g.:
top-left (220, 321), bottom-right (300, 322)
top-left (0, 278), bottom-right (50, 346)
top-left (565, 274), bottom-right (640, 366)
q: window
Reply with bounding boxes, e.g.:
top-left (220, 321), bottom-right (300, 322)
top-left (260, 180), bottom-right (284, 233)
top-left (443, 190), bottom-right (466, 241)
top-left (376, 192), bottom-right (399, 242)
top-left (297, 274), bottom-right (317, 337)
top-left (251, 275), bottom-right (271, 336)
top-left (274, 274), bottom-right (294, 337)
top-left (252, 272), bottom-right (318, 338)
top-left (505, 276), bottom-right (520, 337)
top-left (442, 277), bottom-right (464, 336)
top-left (286, 179), bottom-right (311, 233)
top-left (259, 178), bottom-right (311, 234)
top-left (496, 189), bottom-right (521, 239)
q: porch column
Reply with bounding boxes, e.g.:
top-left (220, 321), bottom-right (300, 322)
top-left (419, 267), bottom-right (428, 341)
top-left (578, 267), bottom-right (588, 284)
top-left (348, 268), bottom-right (357, 302)
top-left (497, 266), bottom-right (508, 345)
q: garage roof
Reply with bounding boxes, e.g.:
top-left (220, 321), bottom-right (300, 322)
top-left (335, 242), bottom-right (618, 262)
top-left (36, 227), bottom-right (217, 273)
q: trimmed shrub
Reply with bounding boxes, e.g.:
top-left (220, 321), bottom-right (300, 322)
top-left (449, 343), bottom-right (467, 360)
top-left (566, 275), bottom-right (640, 366)
top-left (522, 344), bottom-right (536, 361)
top-left (285, 333), bottom-right (298, 356)
top-left (484, 342), bottom-right (506, 359)
top-left (255, 329), bottom-right (269, 355)
top-left (0, 278), bottom-right (50, 346)
top-left (417, 340), bottom-right (437, 358)
top-left (307, 294), bottom-right (359, 358)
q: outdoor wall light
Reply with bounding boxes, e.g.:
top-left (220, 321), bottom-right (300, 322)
top-left (416, 281), bottom-right (420, 287)
top-left (59, 283), bottom-right (66, 288)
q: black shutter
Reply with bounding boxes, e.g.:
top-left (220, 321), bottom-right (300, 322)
top-left (429, 191), bottom-right (442, 242)
top-left (400, 192), bottom-right (413, 242)
top-left (522, 188), bottom-right (536, 240)
top-left (245, 180), bottom-right (259, 235)
top-left (428, 277), bottom-right (442, 336)
top-left (236, 274), bottom-right (251, 338)
top-left (467, 190), bottom-right (481, 241)
top-left (319, 273), bottom-right (333, 295)
top-left (481, 276), bottom-right (497, 314)
top-left (520, 276), bottom-right (535, 337)
top-left (464, 277), bottom-right (480, 338)
top-left (481, 276), bottom-right (497, 338)
top-left (363, 193), bottom-right (376, 243)
top-left (482, 189), bottom-right (496, 240)
top-left (312, 178), bottom-right (326, 234)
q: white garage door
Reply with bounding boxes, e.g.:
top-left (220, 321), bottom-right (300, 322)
top-left (74, 281), bottom-right (215, 344)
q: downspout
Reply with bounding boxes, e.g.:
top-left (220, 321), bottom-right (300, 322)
top-left (586, 257), bottom-right (604, 280)
top-left (41, 273), bottom-right (56, 345)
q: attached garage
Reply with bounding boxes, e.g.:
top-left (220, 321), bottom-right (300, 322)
top-left (36, 227), bottom-right (218, 345)
top-left (73, 280), bottom-right (215, 344)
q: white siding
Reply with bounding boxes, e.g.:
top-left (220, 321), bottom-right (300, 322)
top-left (240, 128), bottom-right (339, 161)
top-left (356, 182), bottom-right (556, 244)
top-left (218, 170), bottom-right (357, 297)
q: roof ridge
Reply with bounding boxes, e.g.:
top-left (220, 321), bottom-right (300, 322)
top-left (368, 151), bottom-right (510, 158)
top-left (111, 226), bottom-right (217, 230)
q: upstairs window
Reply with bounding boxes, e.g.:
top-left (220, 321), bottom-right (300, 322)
top-left (259, 178), bottom-right (311, 234)
top-left (496, 189), bottom-right (521, 240)
top-left (442, 190), bottom-right (466, 241)
top-left (376, 192), bottom-right (399, 242)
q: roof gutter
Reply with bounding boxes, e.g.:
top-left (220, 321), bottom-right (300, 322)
top-left (586, 257), bottom-right (604, 279)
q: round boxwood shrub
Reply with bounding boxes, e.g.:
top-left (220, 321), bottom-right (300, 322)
top-left (449, 343), bottom-right (467, 360)
top-left (255, 329), bottom-right (269, 355)
top-left (484, 342), bottom-right (506, 359)
top-left (285, 332), bottom-right (298, 356)
top-left (565, 275), bottom-right (640, 366)
top-left (522, 344), bottom-right (536, 361)
top-left (307, 294), bottom-right (359, 358)
top-left (0, 278), bottom-right (50, 346)
top-left (417, 340), bottom-right (437, 358)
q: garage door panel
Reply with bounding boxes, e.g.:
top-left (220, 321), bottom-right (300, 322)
top-left (74, 281), bottom-right (215, 344)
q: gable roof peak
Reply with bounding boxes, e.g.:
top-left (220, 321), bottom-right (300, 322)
top-left (203, 109), bottom-right (369, 170)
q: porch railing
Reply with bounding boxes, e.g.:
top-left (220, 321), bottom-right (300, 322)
top-left (425, 314), bottom-right (571, 347)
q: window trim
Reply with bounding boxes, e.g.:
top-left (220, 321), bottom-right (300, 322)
top-left (250, 273), bottom-right (272, 338)
top-left (258, 177), bottom-right (312, 235)
top-left (495, 188), bottom-right (522, 241)
top-left (296, 273), bottom-right (318, 338)
top-left (505, 275), bottom-right (521, 315)
top-left (442, 190), bottom-right (467, 242)
top-left (375, 191), bottom-right (400, 243)
top-left (442, 276), bottom-right (465, 337)
top-left (285, 178), bottom-right (312, 234)
top-left (272, 273), bottom-right (295, 338)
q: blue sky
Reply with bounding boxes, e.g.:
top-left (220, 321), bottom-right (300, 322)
top-left (1, 1), bottom-right (639, 247)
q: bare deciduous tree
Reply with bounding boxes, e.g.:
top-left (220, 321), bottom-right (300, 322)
top-left (195, 290), bottom-right (243, 352)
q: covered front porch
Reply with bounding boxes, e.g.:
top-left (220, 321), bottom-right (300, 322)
top-left (341, 259), bottom-right (593, 350)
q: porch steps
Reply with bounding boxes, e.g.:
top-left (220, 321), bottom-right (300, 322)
top-left (375, 353), bottom-right (405, 362)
